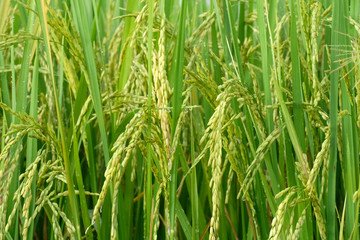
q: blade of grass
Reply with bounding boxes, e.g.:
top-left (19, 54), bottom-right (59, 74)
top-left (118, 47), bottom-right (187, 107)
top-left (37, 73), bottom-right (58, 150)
top-left (190, 90), bottom-right (199, 240)
top-left (117, 0), bottom-right (140, 91)
top-left (67, 3), bottom-right (114, 235)
top-left (169, 0), bottom-right (187, 239)
top-left (72, 117), bottom-right (93, 240)
top-left (211, 0), bottom-right (230, 63)
top-left (11, 21), bottom-right (16, 119)
top-left (224, 0), bottom-right (243, 80)
top-left (339, 195), bottom-right (347, 240)
top-left (289, 0), bottom-right (305, 152)
top-left (25, 46), bottom-right (39, 240)
top-left (70, 0), bottom-right (110, 164)
top-left (35, 0), bottom-right (81, 238)
top-left (289, 2), bottom-right (313, 238)
top-left (145, 0), bottom-right (154, 239)
top-left (338, 2), bottom-right (357, 236)
top-left (264, 0), bottom-right (306, 174)
top-left (0, 52), bottom-right (11, 124)
top-left (256, 0), bottom-right (281, 182)
top-left (7, 1), bottom-right (37, 237)
top-left (327, 0), bottom-right (343, 238)
top-left (175, 198), bottom-right (192, 240)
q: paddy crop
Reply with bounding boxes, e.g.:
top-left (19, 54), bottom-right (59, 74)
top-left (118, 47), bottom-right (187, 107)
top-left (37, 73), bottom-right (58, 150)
top-left (1, 0), bottom-right (360, 239)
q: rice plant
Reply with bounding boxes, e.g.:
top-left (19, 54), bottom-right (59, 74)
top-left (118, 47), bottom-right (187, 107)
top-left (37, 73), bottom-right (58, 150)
top-left (1, 0), bottom-right (360, 239)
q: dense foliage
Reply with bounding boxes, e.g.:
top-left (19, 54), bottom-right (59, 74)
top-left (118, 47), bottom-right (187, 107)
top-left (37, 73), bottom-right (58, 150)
top-left (1, 0), bottom-right (360, 239)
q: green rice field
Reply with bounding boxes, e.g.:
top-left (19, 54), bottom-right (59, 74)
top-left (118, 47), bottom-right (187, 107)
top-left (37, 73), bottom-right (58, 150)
top-left (1, 0), bottom-right (360, 239)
